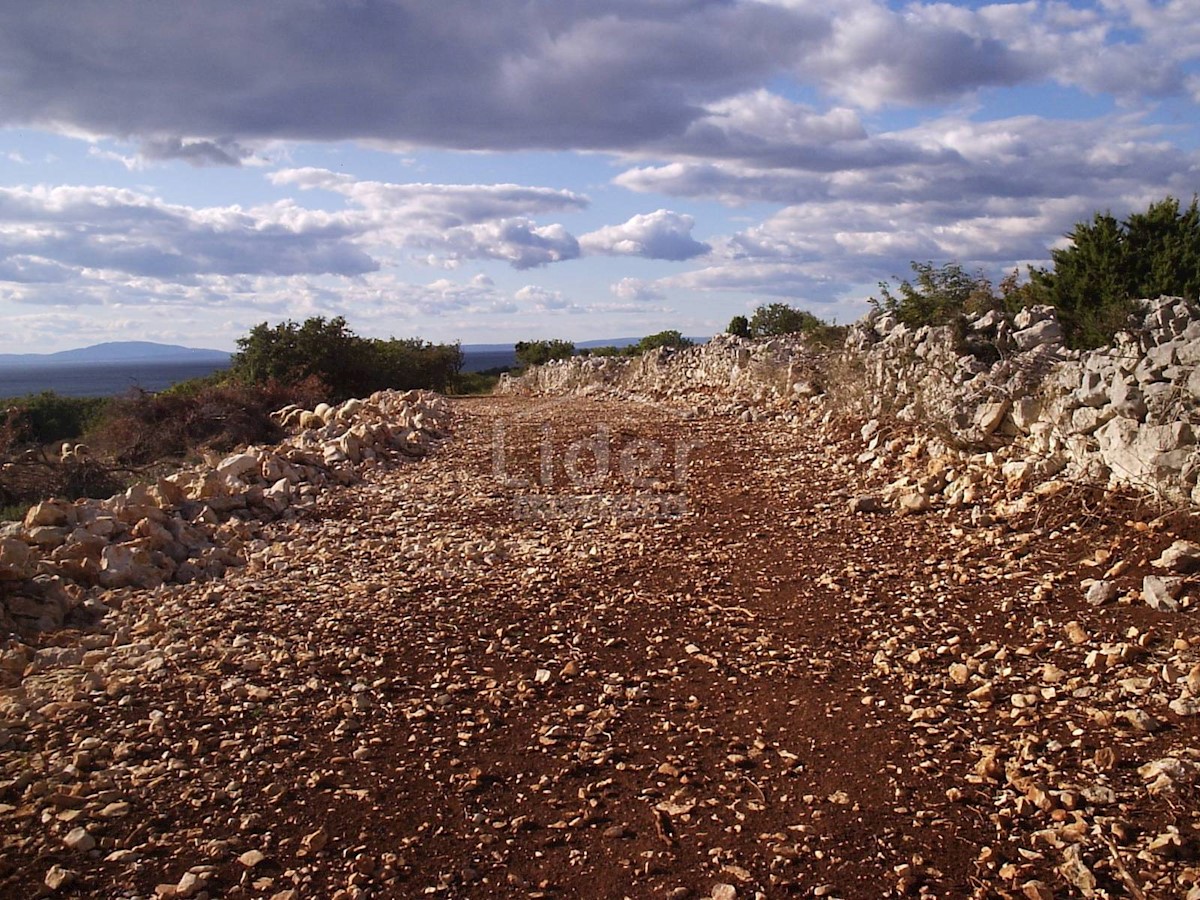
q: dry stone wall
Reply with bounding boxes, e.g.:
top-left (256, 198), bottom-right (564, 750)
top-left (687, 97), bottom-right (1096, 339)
top-left (0, 390), bottom-right (449, 636)
top-left (502, 296), bottom-right (1200, 506)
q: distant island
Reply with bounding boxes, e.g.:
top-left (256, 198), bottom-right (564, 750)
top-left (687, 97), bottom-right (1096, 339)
top-left (0, 341), bottom-right (232, 368)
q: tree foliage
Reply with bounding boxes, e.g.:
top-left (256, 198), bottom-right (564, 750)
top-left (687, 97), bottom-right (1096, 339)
top-left (726, 315), bottom-right (751, 338)
top-left (1030, 195), bottom-right (1200, 347)
top-left (514, 339), bottom-right (576, 368)
top-left (0, 392), bottom-right (109, 446)
top-left (748, 303), bottom-right (826, 338)
top-left (230, 316), bottom-right (462, 399)
top-left (635, 330), bottom-right (694, 353)
top-left (873, 262), bottom-right (998, 329)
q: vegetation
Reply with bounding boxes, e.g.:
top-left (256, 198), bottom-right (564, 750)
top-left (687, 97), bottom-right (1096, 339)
top-left (88, 378), bottom-right (327, 466)
top-left (1029, 195), bottom-right (1200, 348)
top-left (633, 330), bottom-right (693, 353)
top-left (0, 392), bottom-right (108, 447)
top-left (577, 346), bottom-right (623, 358)
top-left (748, 303), bottom-right (820, 338)
top-left (874, 195), bottom-right (1200, 349)
top-left (872, 262), bottom-right (1000, 329)
top-left (231, 316), bottom-right (463, 399)
top-left (726, 315), bottom-right (751, 338)
top-left (514, 339), bottom-right (576, 368)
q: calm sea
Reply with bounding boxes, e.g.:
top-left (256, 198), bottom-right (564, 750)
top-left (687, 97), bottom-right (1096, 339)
top-left (0, 349), bottom-right (517, 399)
top-left (0, 361), bottom-right (234, 399)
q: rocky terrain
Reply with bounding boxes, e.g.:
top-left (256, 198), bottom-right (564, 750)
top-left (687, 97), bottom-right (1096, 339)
top-left (0, 378), bottom-right (1198, 898)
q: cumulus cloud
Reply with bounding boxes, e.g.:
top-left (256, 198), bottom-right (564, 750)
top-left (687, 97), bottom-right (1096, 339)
top-left (611, 277), bottom-right (664, 302)
top-left (2, 1), bottom-right (1192, 159)
top-left (0, 184), bottom-right (378, 280)
top-left (580, 210), bottom-right (710, 261)
top-left (0, 1), bottom-right (825, 156)
top-left (270, 168), bottom-right (585, 268)
top-left (416, 219), bottom-right (581, 270)
top-left (271, 169), bottom-right (588, 226)
top-left (515, 284), bottom-right (574, 311)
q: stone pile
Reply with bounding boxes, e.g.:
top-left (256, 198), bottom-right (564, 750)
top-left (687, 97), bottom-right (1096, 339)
top-left (501, 333), bottom-right (824, 409)
top-left (850, 295), bottom-right (1200, 504)
top-left (0, 390), bottom-right (449, 636)
top-left (504, 296), bottom-right (1200, 505)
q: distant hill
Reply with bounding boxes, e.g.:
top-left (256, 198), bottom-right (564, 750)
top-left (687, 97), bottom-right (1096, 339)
top-left (0, 341), bottom-right (232, 368)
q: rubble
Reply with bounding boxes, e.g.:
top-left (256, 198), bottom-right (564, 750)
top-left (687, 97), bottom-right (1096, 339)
top-left (0, 390), bottom-right (449, 638)
top-left (1, 392), bottom-right (1197, 897)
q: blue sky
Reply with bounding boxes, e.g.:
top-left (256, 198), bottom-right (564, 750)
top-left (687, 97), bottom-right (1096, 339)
top-left (1, 0), bottom-right (1198, 352)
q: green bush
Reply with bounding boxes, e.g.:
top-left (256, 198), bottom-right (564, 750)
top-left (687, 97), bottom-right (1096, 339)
top-left (231, 316), bottom-right (463, 399)
top-left (633, 330), bottom-right (693, 353)
top-left (726, 315), bottom-right (751, 338)
top-left (1029, 195), bottom-right (1200, 348)
top-left (0, 392), bottom-right (109, 446)
top-left (872, 262), bottom-right (998, 329)
top-left (449, 371), bottom-right (503, 395)
top-left (514, 339), bottom-right (576, 368)
top-left (749, 302), bottom-right (824, 337)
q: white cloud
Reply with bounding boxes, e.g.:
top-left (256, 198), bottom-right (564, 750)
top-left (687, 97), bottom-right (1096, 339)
top-left (515, 284), bottom-right (574, 311)
top-left (580, 210), bottom-right (710, 261)
top-left (416, 219), bottom-right (581, 270)
top-left (271, 168), bottom-right (588, 225)
top-left (611, 277), bottom-right (664, 302)
top-left (0, 183), bottom-right (377, 280)
top-left (271, 168), bottom-right (586, 268)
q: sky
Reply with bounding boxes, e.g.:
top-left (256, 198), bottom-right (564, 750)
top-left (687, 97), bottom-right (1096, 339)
top-left (0, 0), bottom-right (1198, 353)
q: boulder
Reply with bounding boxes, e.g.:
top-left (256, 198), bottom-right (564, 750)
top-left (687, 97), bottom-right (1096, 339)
top-left (216, 451), bottom-right (261, 480)
top-left (1012, 318), bottom-right (1063, 351)
top-left (1096, 418), bottom-right (1195, 491)
top-left (23, 500), bottom-right (74, 529)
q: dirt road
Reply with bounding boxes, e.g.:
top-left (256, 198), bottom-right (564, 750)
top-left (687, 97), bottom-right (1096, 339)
top-left (2, 395), bottom-right (1198, 898)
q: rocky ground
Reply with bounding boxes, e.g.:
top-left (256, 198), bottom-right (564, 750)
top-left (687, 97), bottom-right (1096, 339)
top-left (2, 394), bottom-right (1199, 899)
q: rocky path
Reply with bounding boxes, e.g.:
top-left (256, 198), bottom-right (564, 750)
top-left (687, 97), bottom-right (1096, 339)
top-left (2, 395), bottom-right (1200, 899)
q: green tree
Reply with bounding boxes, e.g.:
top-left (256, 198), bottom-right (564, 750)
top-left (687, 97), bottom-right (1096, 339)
top-left (1030, 195), bottom-right (1200, 347)
top-left (749, 302), bottom-right (824, 337)
top-left (726, 315), bottom-right (751, 338)
top-left (514, 339), bottom-right (576, 368)
top-left (232, 316), bottom-right (367, 398)
top-left (231, 316), bottom-right (463, 399)
top-left (872, 262), bottom-right (997, 329)
top-left (367, 338), bottom-right (463, 393)
top-left (635, 330), bottom-right (694, 353)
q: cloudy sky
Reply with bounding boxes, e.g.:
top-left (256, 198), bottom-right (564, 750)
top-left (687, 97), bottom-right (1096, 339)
top-left (1, 0), bottom-right (1198, 353)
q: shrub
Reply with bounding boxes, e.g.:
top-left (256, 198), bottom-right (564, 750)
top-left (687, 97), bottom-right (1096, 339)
top-left (872, 262), bottom-right (998, 329)
top-left (726, 315), bottom-right (751, 338)
top-left (514, 339), bottom-right (576, 368)
top-left (450, 371), bottom-right (502, 395)
top-left (749, 302), bottom-right (825, 337)
top-left (231, 316), bottom-right (463, 399)
top-left (88, 378), bottom-right (325, 465)
top-left (633, 330), bottom-right (694, 353)
top-left (1029, 195), bottom-right (1200, 348)
top-left (0, 392), bottom-right (109, 446)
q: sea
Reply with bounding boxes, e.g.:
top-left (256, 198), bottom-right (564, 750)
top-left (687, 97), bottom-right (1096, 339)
top-left (0, 349), bottom-right (518, 399)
